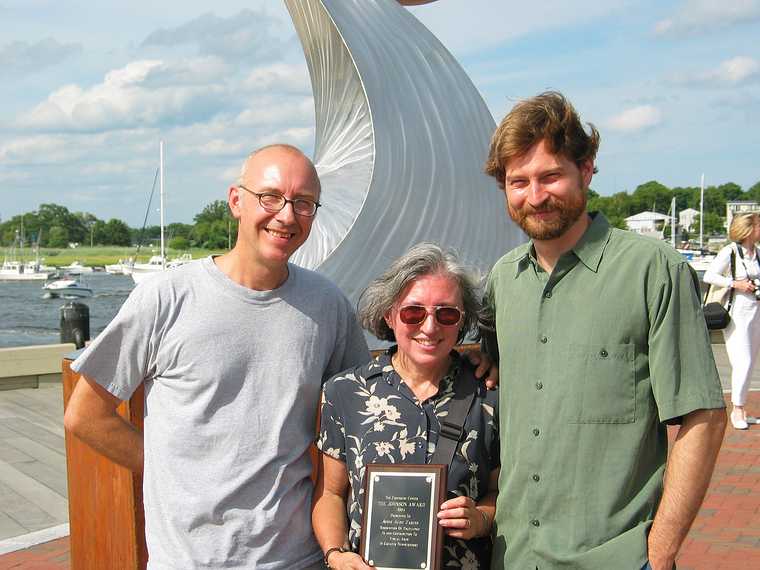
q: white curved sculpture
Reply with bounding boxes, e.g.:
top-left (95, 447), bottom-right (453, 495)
top-left (284, 0), bottom-right (525, 303)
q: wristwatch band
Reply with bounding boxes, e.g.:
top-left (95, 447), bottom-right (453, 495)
top-left (323, 546), bottom-right (348, 568)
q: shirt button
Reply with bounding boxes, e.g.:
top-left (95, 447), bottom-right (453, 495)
top-left (540, 336), bottom-right (548, 344)
top-left (544, 291), bottom-right (552, 298)
top-left (532, 428), bottom-right (540, 437)
top-left (600, 349), bottom-right (608, 358)
top-left (535, 382), bottom-right (543, 390)
top-left (531, 519), bottom-right (540, 527)
top-left (532, 474), bottom-right (540, 482)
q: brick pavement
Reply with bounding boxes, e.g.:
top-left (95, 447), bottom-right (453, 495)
top-left (676, 391), bottom-right (760, 570)
top-left (0, 536), bottom-right (68, 569)
top-left (2, 395), bottom-right (759, 570)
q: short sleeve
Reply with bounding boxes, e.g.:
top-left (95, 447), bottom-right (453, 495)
top-left (71, 281), bottom-right (161, 400)
top-left (648, 260), bottom-right (725, 422)
top-left (316, 378), bottom-right (348, 463)
top-left (323, 297), bottom-right (370, 383)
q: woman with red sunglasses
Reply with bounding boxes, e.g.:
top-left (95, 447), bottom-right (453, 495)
top-left (312, 243), bottom-right (499, 570)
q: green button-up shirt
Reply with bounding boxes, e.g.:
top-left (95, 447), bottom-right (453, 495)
top-left (485, 213), bottom-right (724, 570)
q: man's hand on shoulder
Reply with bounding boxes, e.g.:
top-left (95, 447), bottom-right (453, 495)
top-left (463, 349), bottom-right (498, 389)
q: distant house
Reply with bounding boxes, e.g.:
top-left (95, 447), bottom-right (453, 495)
top-left (726, 201), bottom-right (759, 229)
top-left (625, 211), bottom-right (670, 239)
top-left (679, 208), bottom-right (699, 232)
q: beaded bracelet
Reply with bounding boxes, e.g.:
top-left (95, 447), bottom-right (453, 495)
top-left (323, 546), bottom-right (348, 568)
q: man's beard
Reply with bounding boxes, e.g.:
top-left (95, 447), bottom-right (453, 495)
top-left (508, 190), bottom-right (587, 241)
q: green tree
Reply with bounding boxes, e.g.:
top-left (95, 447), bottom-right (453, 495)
top-left (76, 212), bottom-right (100, 246)
top-left (631, 181), bottom-right (671, 214)
top-left (191, 200), bottom-right (237, 249)
top-left (193, 220), bottom-right (233, 249)
top-left (169, 236), bottom-right (190, 250)
top-left (702, 186), bottom-right (727, 217)
top-left (91, 220), bottom-right (108, 245)
top-left (103, 219), bottom-right (132, 246)
top-left (717, 182), bottom-right (743, 202)
top-left (167, 223), bottom-right (193, 240)
top-left (588, 191), bottom-right (633, 228)
top-left (37, 203), bottom-right (87, 244)
top-left (671, 186), bottom-right (699, 211)
top-left (47, 226), bottom-right (70, 248)
top-left (746, 180), bottom-right (760, 202)
top-left (194, 200), bottom-right (231, 224)
top-left (694, 213), bottom-right (724, 236)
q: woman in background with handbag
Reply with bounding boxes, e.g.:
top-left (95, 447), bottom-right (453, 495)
top-left (704, 212), bottom-right (760, 430)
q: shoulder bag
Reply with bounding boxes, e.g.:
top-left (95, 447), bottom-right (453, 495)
top-left (702, 247), bottom-right (735, 330)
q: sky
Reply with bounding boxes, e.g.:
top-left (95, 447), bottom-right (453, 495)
top-left (0, 0), bottom-right (758, 226)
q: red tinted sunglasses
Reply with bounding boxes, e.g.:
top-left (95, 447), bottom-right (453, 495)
top-left (398, 305), bottom-right (463, 327)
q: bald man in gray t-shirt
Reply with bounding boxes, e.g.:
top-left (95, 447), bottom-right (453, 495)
top-left (72, 257), bottom-right (368, 569)
top-left (65, 146), bottom-right (369, 569)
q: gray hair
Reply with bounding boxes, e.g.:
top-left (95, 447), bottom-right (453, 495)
top-left (358, 242), bottom-right (481, 343)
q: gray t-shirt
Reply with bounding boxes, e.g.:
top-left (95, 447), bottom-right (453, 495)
top-left (72, 257), bottom-right (370, 569)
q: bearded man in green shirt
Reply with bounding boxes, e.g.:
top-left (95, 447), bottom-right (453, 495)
top-left (482, 91), bottom-right (727, 570)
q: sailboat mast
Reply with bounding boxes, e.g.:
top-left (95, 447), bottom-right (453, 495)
top-left (671, 196), bottom-right (676, 248)
top-left (159, 140), bottom-right (166, 269)
top-left (699, 173), bottom-right (704, 249)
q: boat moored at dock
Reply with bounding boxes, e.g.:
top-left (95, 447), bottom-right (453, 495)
top-left (0, 259), bottom-right (54, 281)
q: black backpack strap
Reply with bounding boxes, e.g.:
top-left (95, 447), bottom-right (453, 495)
top-left (728, 247), bottom-right (736, 312)
top-left (430, 358), bottom-right (478, 468)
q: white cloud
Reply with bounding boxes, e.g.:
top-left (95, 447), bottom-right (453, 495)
top-left (0, 134), bottom-right (83, 164)
top-left (242, 63), bottom-right (310, 93)
top-left (671, 56), bottom-right (759, 86)
top-left (255, 126), bottom-right (314, 149)
top-left (235, 96), bottom-right (313, 128)
top-left (0, 131), bottom-right (156, 170)
top-left (406, 0), bottom-right (632, 53)
top-left (607, 105), bottom-right (663, 133)
top-left (15, 52), bottom-right (314, 135)
top-left (219, 164), bottom-right (242, 185)
top-left (654, 0), bottom-right (760, 36)
top-left (141, 9), bottom-right (292, 62)
top-left (17, 59), bottom-right (231, 132)
top-left (0, 38), bottom-right (82, 76)
top-left (139, 56), bottom-right (231, 88)
top-left (180, 139), bottom-right (251, 158)
top-left (712, 56), bottom-right (759, 83)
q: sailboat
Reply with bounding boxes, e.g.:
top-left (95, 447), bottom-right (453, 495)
top-left (130, 142), bottom-right (192, 284)
top-left (684, 174), bottom-right (716, 271)
top-left (0, 224), bottom-right (54, 281)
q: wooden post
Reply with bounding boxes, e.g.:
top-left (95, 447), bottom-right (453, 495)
top-left (62, 357), bottom-right (147, 570)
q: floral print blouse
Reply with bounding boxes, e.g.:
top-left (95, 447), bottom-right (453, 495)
top-left (317, 348), bottom-right (500, 569)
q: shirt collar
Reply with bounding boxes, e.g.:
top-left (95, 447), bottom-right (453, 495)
top-left (514, 212), bottom-right (611, 276)
top-left (571, 212), bottom-right (611, 272)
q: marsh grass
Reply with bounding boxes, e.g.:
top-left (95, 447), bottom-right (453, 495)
top-left (14, 246), bottom-right (223, 267)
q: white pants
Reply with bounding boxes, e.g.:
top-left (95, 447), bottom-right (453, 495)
top-left (724, 295), bottom-right (760, 406)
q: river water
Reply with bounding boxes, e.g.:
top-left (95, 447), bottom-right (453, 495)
top-left (0, 273), bottom-right (134, 348)
top-left (0, 268), bottom-right (711, 350)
